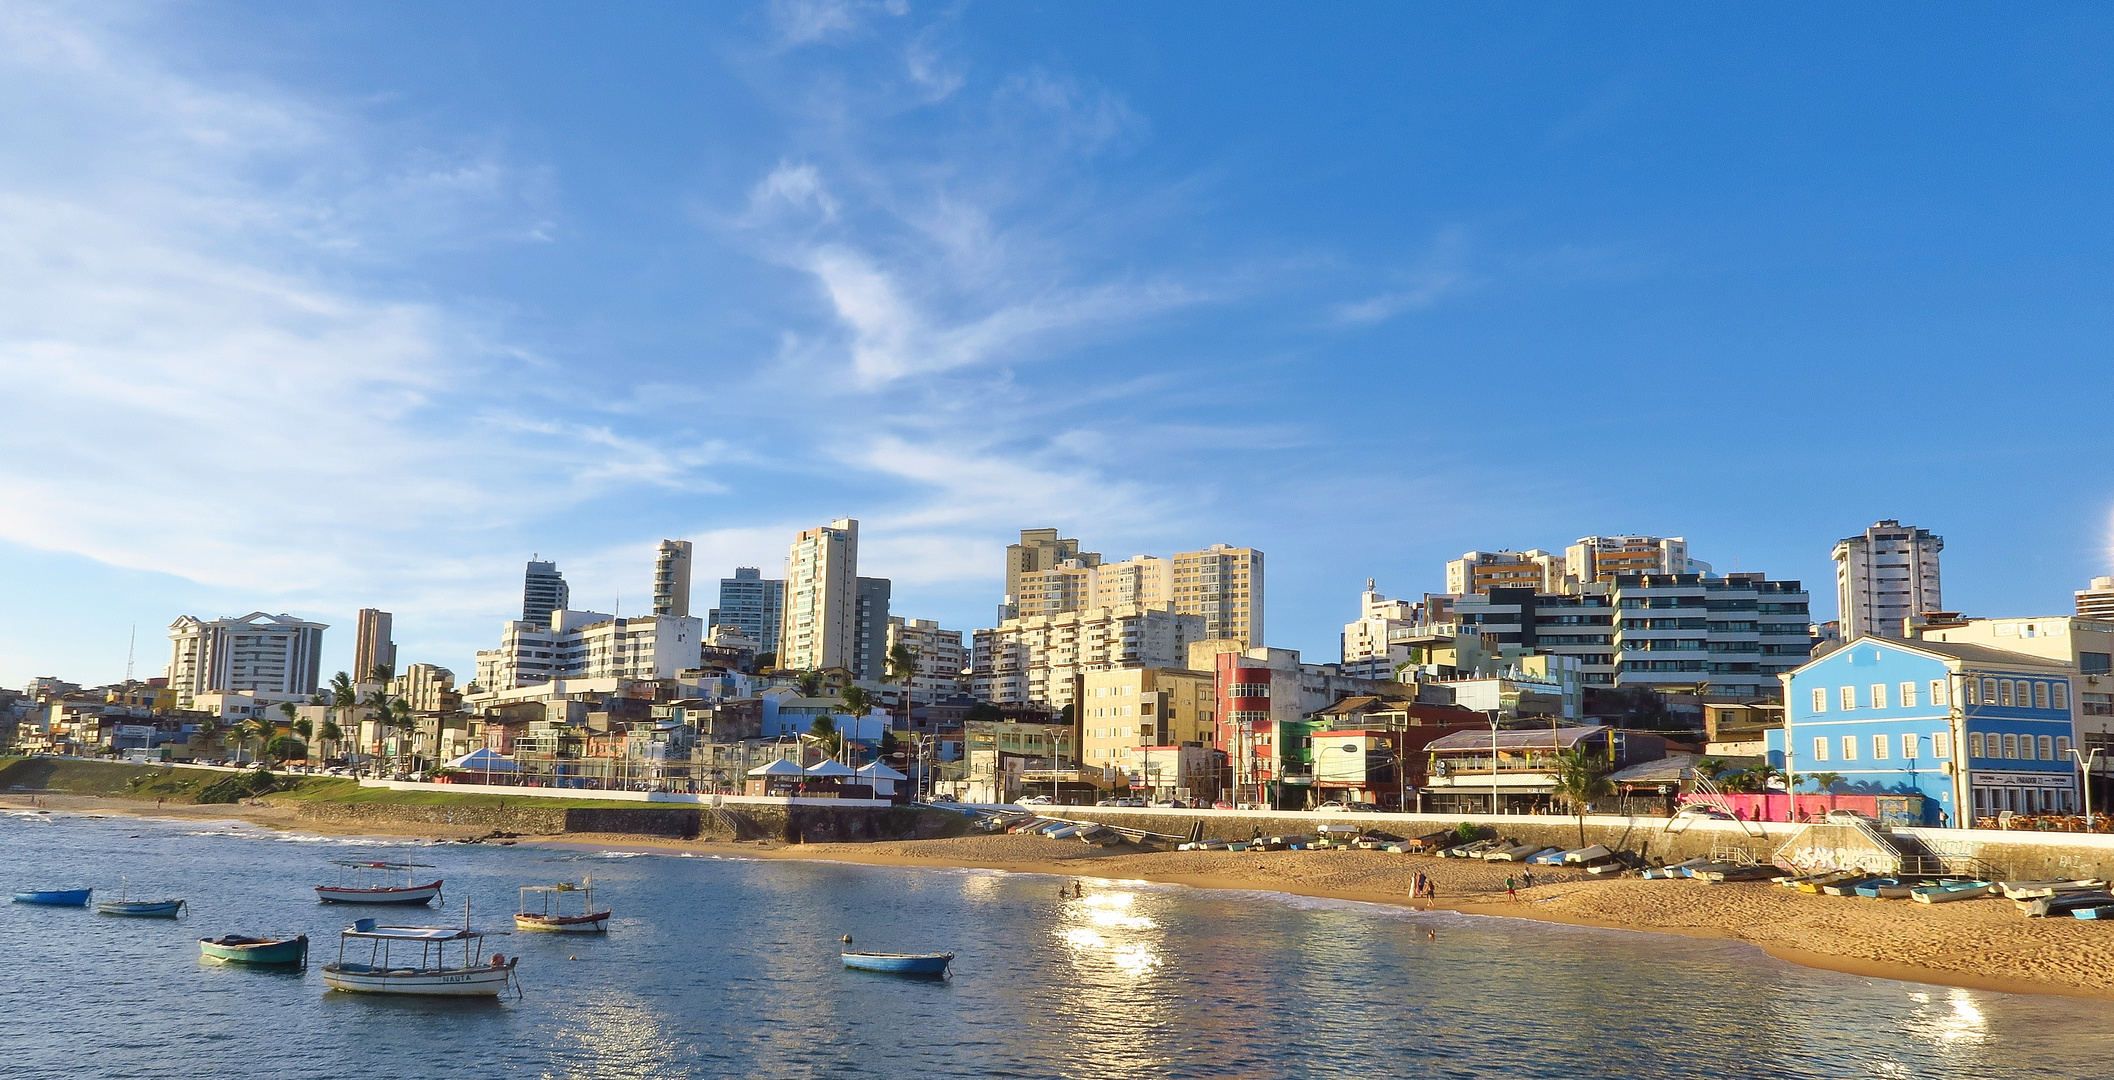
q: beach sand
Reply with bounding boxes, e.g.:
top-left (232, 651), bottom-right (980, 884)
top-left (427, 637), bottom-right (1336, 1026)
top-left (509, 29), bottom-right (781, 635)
top-left (12, 792), bottom-right (2112, 1001)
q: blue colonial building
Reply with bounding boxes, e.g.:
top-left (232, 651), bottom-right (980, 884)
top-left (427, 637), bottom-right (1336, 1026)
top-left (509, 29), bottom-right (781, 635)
top-left (1784, 637), bottom-right (2079, 826)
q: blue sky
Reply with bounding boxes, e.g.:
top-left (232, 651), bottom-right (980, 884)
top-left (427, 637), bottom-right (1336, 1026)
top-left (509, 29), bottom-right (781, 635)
top-left (4, 2), bottom-right (2112, 689)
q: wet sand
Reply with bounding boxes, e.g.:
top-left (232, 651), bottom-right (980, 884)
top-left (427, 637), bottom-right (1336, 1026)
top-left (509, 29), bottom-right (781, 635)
top-left (13, 792), bottom-right (2112, 1001)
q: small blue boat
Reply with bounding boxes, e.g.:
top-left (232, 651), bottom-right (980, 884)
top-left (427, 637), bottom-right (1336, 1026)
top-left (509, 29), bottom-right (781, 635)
top-left (842, 951), bottom-right (953, 975)
top-left (13, 889), bottom-right (92, 906)
top-left (2072, 902), bottom-right (2114, 920)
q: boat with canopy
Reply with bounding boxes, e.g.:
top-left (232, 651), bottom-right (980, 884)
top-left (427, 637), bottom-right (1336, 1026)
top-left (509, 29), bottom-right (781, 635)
top-left (515, 877), bottom-right (611, 933)
top-left (322, 911), bottom-right (519, 997)
top-left (315, 861), bottom-right (443, 905)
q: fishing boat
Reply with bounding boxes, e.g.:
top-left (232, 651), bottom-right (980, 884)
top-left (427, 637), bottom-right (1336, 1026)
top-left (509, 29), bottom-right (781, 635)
top-left (1484, 843), bottom-right (1543, 862)
top-left (12, 888), bottom-right (91, 906)
top-left (315, 861), bottom-right (443, 906)
top-left (1851, 878), bottom-right (1901, 898)
top-left (2071, 902), bottom-right (2114, 920)
top-left (1560, 845), bottom-right (1612, 865)
top-left (1821, 875), bottom-right (1881, 897)
top-left (1873, 880), bottom-right (1922, 899)
top-left (1998, 879), bottom-right (2108, 901)
top-left (842, 951), bottom-right (953, 976)
top-left (96, 878), bottom-right (186, 917)
top-left (1910, 881), bottom-right (1993, 904)
top-left (322, 917), bottom-right (519, 997)
top-left (1797, 871), bottom-right (1864, 894)
top-left (2024, 892), bottom-right (2114, 918)
top-left (515, 878), bottom-right (611, 933)
top-left (199, 933), bottom-right (310, 965)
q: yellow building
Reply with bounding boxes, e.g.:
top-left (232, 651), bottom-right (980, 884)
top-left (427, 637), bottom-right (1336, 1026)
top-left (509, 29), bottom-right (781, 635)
top-left (1170, 544), bottom-right (1264, 648)
top-left (1076, 666), bottom-right (1216, 774)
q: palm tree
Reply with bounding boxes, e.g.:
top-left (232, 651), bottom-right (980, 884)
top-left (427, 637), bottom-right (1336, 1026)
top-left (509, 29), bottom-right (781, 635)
top-left (808, 716), bottom-right (843, 760)
top-left (244, 716), bottom-right (276, 763)
top-left (389, 699), bottom-right (416, 768)
top-left (329, 671), bottom-right (357, 767)
top-left (795, 670), bottom-right (824, 697)
top-left (1550, 748), bottom-right (1616, 848)
top-left (1809, 772), bottom-right (1844, 818)
top-left (886, 642), bottom-right (918, 685)
top-left (839, 686), bottom-right (873, 764)
top-left (319, 719), bottom-right (343, 761)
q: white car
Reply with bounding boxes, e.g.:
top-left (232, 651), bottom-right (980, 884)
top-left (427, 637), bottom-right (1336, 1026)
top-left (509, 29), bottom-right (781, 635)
top-left (1016, 795), bottom-right (1054, 805)
top-left (1315, 801), bottom-right (1349, 812)
top-left (1824, 808), bottom-right (1875, 825)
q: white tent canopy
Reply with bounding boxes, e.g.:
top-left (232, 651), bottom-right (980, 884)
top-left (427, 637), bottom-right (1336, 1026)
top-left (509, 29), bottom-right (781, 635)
top-left (747, 758), bottom-right (807, 777)
top-left (854, 761), bottom-right (907, 781)
top-left (805, 758), bottom-right (858, 777)
top-left (444, 748), bottom-right (519, 773)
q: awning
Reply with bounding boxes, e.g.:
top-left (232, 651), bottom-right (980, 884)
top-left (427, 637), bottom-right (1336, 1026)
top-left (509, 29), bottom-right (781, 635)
top-left (854, 761), bottom-right (907, 781)
top-left (443, 747), bottom-right (519, 772)
top-left (747, 758), bottom-right (807, 777)
top-left (805, 758), bottom-right (858, 777)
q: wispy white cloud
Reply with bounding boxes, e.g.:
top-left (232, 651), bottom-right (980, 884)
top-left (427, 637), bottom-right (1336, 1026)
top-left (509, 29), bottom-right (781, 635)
top-left (1331, 227), bottom-right (1480, 325)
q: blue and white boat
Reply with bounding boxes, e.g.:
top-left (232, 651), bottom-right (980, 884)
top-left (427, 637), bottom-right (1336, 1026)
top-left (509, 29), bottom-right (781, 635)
top-left (842, 951), bottom-right (953, 975)
top-left (13, 888), bottom-right (91, 906)
top-left (98, 899), bottom-right (186, 917)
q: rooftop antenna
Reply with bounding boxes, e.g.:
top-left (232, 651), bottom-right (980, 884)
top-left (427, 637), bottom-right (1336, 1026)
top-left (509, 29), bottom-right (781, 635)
top-left (124, 624), bottom-right (136, 684)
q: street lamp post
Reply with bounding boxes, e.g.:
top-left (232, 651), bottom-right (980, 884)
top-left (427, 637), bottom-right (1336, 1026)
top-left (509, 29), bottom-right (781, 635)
top-left (1489, 714), bottom-right (1502, 816)
top-left (2070, 746), bottom-right (2102, 828)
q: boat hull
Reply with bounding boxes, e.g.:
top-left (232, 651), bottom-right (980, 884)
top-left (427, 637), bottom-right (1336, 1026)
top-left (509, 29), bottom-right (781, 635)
top-left (200, 934), bottom-right (310, 965)
top-left (99, 900), bottom-right (185, 917)
top-left (322, 960), bottom-right (516, 996)
top-left (842, 952), bottom-right (953, 975)
top-left (13, 889), bottom-right (91, 906)
top-left (315, 882), bottom-right (442, 905)
top-left (513, 911), bottom-right (610, 933)
top-left (1911, 883), bottom-right (1992, 904)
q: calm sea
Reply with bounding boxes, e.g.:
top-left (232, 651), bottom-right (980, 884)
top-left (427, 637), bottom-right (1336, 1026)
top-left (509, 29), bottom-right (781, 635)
top-left (4, 808), bottom-right (2112, 1080)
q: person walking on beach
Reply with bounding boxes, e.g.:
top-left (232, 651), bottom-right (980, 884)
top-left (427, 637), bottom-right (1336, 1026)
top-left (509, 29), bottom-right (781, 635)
top-left (1505, 875), bottom-right (1517, 901)
top-left (1522, 868), bottom-right (1533, 890)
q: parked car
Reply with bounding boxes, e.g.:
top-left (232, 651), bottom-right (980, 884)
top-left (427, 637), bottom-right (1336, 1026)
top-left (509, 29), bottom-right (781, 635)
top-left (1675, 805), bottom-right (1737, 821)
top-left (1211, 800), bottom-right (1235, 810)
top-left (1315, 801), bottom-right (1348, 812)
top-left (1345, 802), bottom-right (1381, 813)
top-left (1016, 794), bottom-right (1054, 805)
top-left (1825, 808), bottom-right (1876, 825)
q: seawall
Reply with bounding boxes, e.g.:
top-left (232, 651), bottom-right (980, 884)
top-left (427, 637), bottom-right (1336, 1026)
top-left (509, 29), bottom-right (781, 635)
top-left (290, 800), bottom-right (969, 843)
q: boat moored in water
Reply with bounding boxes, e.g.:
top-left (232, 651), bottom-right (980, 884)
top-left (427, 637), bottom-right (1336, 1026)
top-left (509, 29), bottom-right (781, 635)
top-left (515, 878), bottom-right (611, 933)
top-left (322, 918), bottom-right (519, 997)
top-left (842, 951), bottom-right (953, 976)
top-left (200, 933), bottom-right (310, 965)
top-left (97, 878), bottom-right (185, 917)
top-left (315, 861), bottom-right (443, 905)
top-left (13, 888), bottom-right (91, 906)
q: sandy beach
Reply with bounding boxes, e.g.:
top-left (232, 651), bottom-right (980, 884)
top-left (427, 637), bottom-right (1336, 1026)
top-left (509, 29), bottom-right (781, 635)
top-left (13, 791), bottom-right (2114, 1001)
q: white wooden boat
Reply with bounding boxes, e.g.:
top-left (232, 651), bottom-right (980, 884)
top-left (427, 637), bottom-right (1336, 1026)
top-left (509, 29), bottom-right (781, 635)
top-left (1997, 879), bottom-right (2107, 900)
top-left (322, 917), bottom-right (519, 997)
top-left (315, 862), bottom-right (443, 906)
top-left (1485, 844), bottom-right (1544, 862)
top-left (515, 878), bottom-right (610, 934)
top-left (1910, 881), bottom-right (1992, 904)
top-left (1560, 844), bottom-right (1612, 865)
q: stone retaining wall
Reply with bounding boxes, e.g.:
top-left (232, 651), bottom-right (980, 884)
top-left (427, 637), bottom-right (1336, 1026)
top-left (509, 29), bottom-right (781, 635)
top-left (290, 800), bottom-right (968, 843)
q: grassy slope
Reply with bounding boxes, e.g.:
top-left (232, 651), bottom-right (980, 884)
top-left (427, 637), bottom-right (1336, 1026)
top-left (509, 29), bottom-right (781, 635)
top-left (0, 758), bottom-right (670, 810)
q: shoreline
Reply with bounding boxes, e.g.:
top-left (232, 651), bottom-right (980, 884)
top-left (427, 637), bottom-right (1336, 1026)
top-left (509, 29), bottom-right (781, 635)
top-left (12, 792), bottom-right (2114, 1003)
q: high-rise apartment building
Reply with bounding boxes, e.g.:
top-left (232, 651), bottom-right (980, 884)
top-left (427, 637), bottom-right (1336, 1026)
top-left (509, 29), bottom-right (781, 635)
top-left (353, 608), bottom-right (397, 684)
top-left (1565, 536), bottom-right (1709, 584)
top-left (1445, 550), bottom-right (1564, 596)
top-left (1003, 528), bottom-right (1100, 621)
top-left (165, 612), bottom-right (328, 709)
top-left (653, 540), bottom-right (693, 618)
top-left (887, 617), bottom-right (969, 704)
top-left (709, 567), bottom-right (784, 659)
top-left (972, 603), bottom-right (1207, 711)
top-left (1341, 581), bottom-right (1421, 670)
top-left (388, 663), bottom-right (458, 714)
top-left (1832, 520), bottom-right (1944, 640)
top-left (2078, 577), bottom-right (2114, 622)
top-left (853, 576), bottom-right (892, 682)
top-left (523, 560), bottom-right (570, 629)
top-left (472, 608), bottom-right (702, 693)
top-left (1173, 544), bottom-right (1265, 647)
top-left (780, 518), bottom-right (859, 672)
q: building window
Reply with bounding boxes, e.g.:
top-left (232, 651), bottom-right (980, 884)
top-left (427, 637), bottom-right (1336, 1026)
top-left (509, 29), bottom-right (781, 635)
top-left (1811, 688), bottom-right (1827, 714)
top-left (2001, 680), bottom-right (2016, 707)
top-left (2003, 733), bottom-right (2019, 759)
top-left (1935, 731), bottom-right (1952, 759)
top-left (1872, 735), bottom-right (1889, 760)
top-left (2059, 736), bottom-right (2073, 757)
top-left (1983, 677), bottom-right (1998, 704)
top-left (2039, 735), bottom-right (2055, 760)
top-left (1931, 680), bottom-right (1948, 707)
top-left (1840, 686), bottom-right (1856, 711)
top-left (1971, 732), bottom-right (1985, 759)
top-left (1813, 737), bottom-right (1829, 762)
top-left (1900, 682), bottom-right (1918, 709)
top-left (1870, 684), bottom-right (1888, 709)
top-left (2085, 653), bottom-right (2113, 676)
top-left (2054, 683), bottom-right (2070, 710)
top-left (1841, 736), bottom-right (1858, 761)
top-left (1902, 733), bottom-right (1918, 760)
top-left (1964, 681), bottom-right (1979, 706)
top-left (2034, 683), bottom-right (2050, 710)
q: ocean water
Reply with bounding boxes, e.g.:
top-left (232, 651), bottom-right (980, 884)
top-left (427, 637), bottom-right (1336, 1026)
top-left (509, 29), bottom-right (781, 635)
top-left (5, 809), bottom-right (2113, 1080)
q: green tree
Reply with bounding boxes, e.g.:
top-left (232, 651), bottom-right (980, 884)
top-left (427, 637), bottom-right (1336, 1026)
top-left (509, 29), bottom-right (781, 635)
top-left (265, 735), bottom-right (307, 762)
top-left (795, 670), bottom-right (824, 697)
top-left (1808, 771), bottom-right (1844, 814)
top-left (318, 719), bottom-right (343, 759)
top-left (1550, 748), bottom-right (1616, 848)
top-left (388, 698), bottom-right (416, 766)
top-left (808, 715), bottom-right (843, 759)
top-left (329, 671), bottom-right (357, 761)
top-left (243, 716), bottom-right (276, 762)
